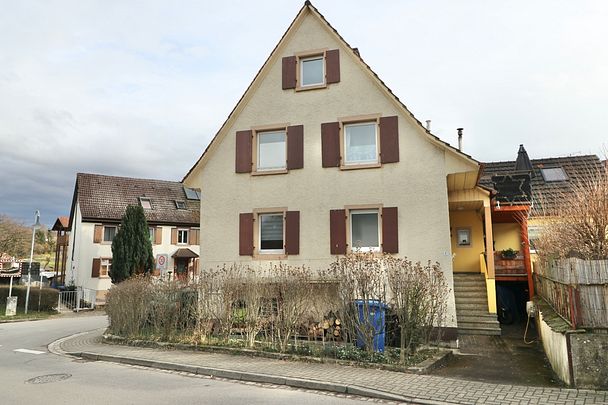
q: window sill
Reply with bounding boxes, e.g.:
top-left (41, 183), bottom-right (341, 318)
top-left (251, 169), bottom-right (288, 176)
top-left (295, 83), bottom-right (327, 92)
top-left (253, 253), bottom-right (287, 260)
top-left (340, 162), bottom-right (382, 171)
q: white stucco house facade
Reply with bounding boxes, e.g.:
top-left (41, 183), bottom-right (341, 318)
top-left (182, 2), bottom-right (495, 336)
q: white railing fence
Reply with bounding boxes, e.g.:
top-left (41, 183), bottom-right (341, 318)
top-left (57, 287), bottom-right (96, 312)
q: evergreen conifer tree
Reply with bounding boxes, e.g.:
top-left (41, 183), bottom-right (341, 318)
top-left (110, 205), bottom-right (154, 283)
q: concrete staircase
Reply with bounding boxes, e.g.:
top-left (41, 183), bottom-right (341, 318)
top-left (453, 273), bottom-right (501, 336)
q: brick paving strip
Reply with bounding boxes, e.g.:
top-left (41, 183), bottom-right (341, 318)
top-left (49, 329), bottom-right (608, 405)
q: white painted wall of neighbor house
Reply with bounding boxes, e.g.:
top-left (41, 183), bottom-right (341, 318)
top-left (66, 201), bottom-right (200, 300)
top-left (185, 11), bottom-right (476, 327)
top-left (538, 309), bottom-right (571, 385)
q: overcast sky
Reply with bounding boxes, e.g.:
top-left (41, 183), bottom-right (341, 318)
top-left (1, 1), bottom-right (607, 226)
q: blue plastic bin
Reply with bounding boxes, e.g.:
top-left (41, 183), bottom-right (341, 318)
top-left (354, 300), bottom-right (387, 352)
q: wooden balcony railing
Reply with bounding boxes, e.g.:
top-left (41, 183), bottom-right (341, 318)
top-left (494, 252), bottom-right (527, 277)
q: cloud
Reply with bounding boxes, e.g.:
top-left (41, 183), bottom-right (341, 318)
top-left (1, 0), bottom-right (607, 225)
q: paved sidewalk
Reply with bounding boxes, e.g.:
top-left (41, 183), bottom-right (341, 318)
top-left (52, 329), bottom-right (607, 405)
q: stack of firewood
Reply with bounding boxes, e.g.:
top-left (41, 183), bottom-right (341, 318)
top-left (308, 318), bottom-right (343, 341)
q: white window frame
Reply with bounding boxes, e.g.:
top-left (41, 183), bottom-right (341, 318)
top-left (343, 121), bottom-right (379, 166)
top-left (149, 227), bottom-right (155, 242)
top-left (456, 228), bottom-right (472, 247)
top-left (256, 129), bottom-right (287, 172)
top-left (258, 212), bottom-right (285, 255)
top-left (100, 258), bottom-right (112, 278)
top-left (349, 209), bottom-right (381, 253)
top-left (300, 54), bottom-right (325, 88)
top-left (103, 225), bottom-right (117, 243)
top-left (177, 229), bottom-right (189, 245)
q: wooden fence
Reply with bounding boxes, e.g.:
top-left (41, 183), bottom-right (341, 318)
top-left (534, 258), bottom-right (608, 329)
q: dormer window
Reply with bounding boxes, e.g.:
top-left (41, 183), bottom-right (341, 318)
top-left (139, 197), bottom-right (152, 209)
top-left (175, 200), bottom-right (186, 209)
top-left (541, 167), bottom-right (568, 182)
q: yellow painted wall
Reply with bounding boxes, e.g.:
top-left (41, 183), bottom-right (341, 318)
top-left (493, 223), bottom-right (521, 252)
top-left (449, 210), bottom-right (484, 272)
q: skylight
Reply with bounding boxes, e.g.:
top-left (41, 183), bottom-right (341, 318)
top-left (184, 187), bottom-right (201, 200)
top-left (175, 200), bottom-right (186, 209)
top-left (139, 197), bottom-right (152, 209)
top-left (540, 167), bottom-right (568, 182)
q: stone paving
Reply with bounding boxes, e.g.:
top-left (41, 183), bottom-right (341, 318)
top-left (55, 329), bottom-right (608, 405)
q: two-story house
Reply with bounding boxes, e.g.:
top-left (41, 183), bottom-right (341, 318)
top-left (183, 2), bottom-right (502, 337)
top-left (66, 173), bottom-right (200, 304)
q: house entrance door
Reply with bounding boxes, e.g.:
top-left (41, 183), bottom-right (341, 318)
top-left (175, 259), bottom-right (188, 281)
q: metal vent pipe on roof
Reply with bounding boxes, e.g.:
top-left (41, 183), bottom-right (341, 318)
top-left (457, 128), bottom-right (463, 151)
top-left (425, 120), bottom-right (431, 131)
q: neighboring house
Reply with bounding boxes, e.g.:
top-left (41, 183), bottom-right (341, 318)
top-left (52, 216), bottom-right (70, 286)
top-left (66, 173), bottom-right (201, 304)
top-left (481, 147), bottom-right (604, 254)
top-left (480, 145), bottom-right (604, 317)
top-left (183, 3), bottom-right (501, 337)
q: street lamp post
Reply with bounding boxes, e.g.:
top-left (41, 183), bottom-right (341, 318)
top-left (24, 210), bottom-right (41, 315)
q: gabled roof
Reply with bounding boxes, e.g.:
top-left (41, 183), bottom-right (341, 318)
top-left (52, 216), bottom-right (69, 231)
top-left (182, 1), bottom-right (478, 183)
top-left (69, 173), bottom-right (199, 226)
top-left (480, 153), bottom-right (603, 215)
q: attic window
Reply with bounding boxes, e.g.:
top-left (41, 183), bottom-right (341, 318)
top-left (139, 197), bottom-right (152, 209)
top-left (541, 167), bottom-right (568, 182)
top-left (175, 200), bottom-right (186, 210)
top-left (184, 187), bottom-right (201, 200)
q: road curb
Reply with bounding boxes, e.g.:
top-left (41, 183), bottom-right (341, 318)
top-left (65, 350), bottom-right (452, 404)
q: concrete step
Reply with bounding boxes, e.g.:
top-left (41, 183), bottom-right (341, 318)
top-left (455, 303), bottom-right (490, 311)
top-left (458, 319), bottom-right (500, 328)
top-left (458, 327), bottom-right (501, 336)
top-left (455, 296), bottom-right (488, 305)
top-left (455, 291), bottom-right (487, 298)
top-left (457, 314), bottom-right (499, 323)
top-left (453, 281), bottom-right (486, 287)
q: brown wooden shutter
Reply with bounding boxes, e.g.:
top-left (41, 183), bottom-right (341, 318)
top-left (325, 49), bottom-right (340, 84)
top-left (235, 130), bottom-right (253, 173)
top-left (287, 125), bottom-right (304, 170)
top-left (379, 116), bottom-right (399, 164)
top-left (321, 122), bottom-right (340, 167)
top-left (285, 211), bottom-right (300, 255)
top-left (282, 56), bottom-right (297, 90)
top-left (91, 258), bottom-right (101, 278)
top-left (171, 228), bottom-right (177, 244)
top-left (239, 213), bottom-right (254, 256)
top-left (382, 207), bottom-right (399, 253)
top-left (154, 227), bottom-right (162, 245)
top-left (93, 225), bottom-right (103, 243)
top-left (190, 228), bottom-right (200, 245)
top-left (330, 209), bottom-right (347, 254)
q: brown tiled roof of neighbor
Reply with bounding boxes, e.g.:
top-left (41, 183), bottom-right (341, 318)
top-left (480, 154), bottom-right (603, 216)
top-left (73, 173), bottom-right (199, 225)
top-left (52, 216), bottom-right (69, 231)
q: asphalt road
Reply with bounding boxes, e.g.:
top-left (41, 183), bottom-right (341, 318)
top-left (0, 315), bottom-right (375, 404)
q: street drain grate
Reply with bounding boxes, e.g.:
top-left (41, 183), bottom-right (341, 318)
top-left (26, 374), bottom-right (72, 384)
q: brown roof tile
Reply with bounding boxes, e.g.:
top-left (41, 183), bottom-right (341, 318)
top-left (73, 173), bottom-right (199, 225)
top-left (480, 154), bottom-right (603, 215)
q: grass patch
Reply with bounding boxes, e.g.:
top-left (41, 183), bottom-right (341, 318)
top-left (0, 303), bottom-right (56, 322)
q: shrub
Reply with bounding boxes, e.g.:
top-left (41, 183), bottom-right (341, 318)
top-left (105, 276), bottom-right (153, 337)
top-left (0, 285), bottom-right (59, 312)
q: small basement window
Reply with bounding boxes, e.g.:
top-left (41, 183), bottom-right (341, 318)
top-left (540, 167), bottom-right (568, 182)
top-left (139, 197), bottom-right (152, 209)
top-left (175, 200), bottom-right (186, 209)
top-left (300, 55), bottom-right (324, 87)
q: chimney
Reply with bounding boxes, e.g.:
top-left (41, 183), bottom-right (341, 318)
top-left (425, 120), bottom-right (431, 131)
top-left (457, 128), bottom-right (463, 151)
